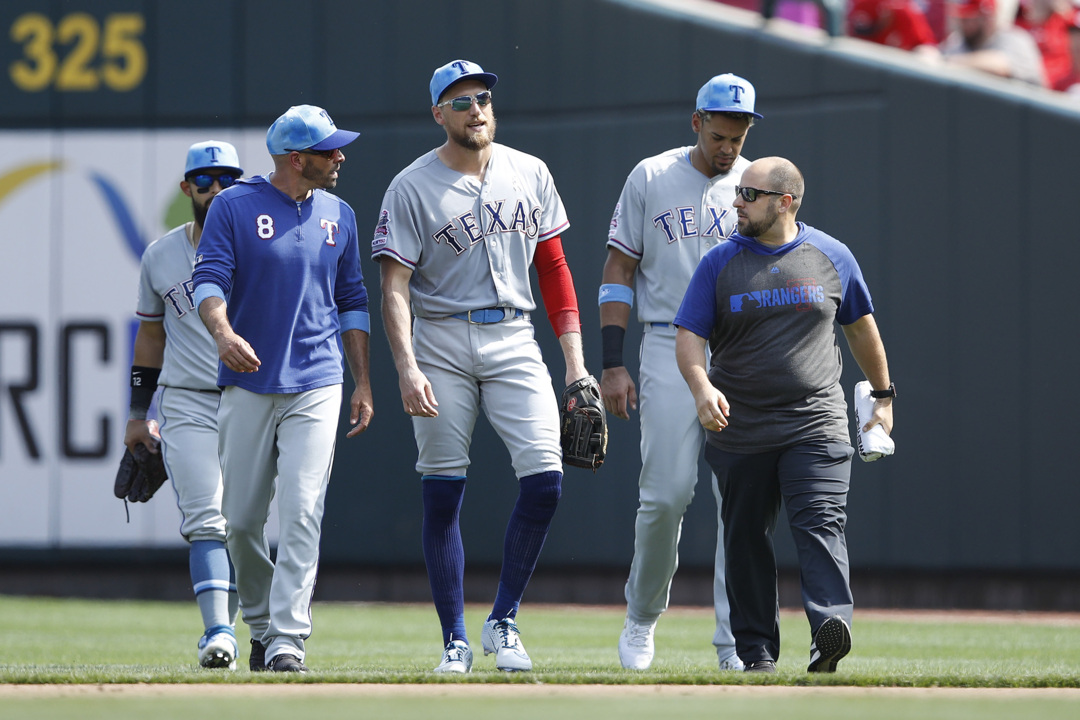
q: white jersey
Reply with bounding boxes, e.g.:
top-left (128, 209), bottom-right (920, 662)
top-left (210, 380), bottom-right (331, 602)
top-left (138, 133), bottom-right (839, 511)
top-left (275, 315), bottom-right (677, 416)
top-left (372, 143), bottom-right (569, 317)
top-left (607, 147), bottom-right (750, 324)
top-left (136, 223), bottom-right (220, 391)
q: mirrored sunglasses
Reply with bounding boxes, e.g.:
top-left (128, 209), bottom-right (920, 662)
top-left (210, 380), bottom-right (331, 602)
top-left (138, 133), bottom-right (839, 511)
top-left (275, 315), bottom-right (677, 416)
top-left (437, 90), bottom-right (493, 111)
top-left (189, 173), bottom-right (240, 190)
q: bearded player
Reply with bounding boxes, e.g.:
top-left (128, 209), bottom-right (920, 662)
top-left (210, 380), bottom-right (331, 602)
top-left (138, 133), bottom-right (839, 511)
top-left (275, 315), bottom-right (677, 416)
top-left (125, 141), bottom-right (243, 669)
top-left (374, 60), bottom-right (593, 674)
top-left (600, 74), bottom-right (761, 671)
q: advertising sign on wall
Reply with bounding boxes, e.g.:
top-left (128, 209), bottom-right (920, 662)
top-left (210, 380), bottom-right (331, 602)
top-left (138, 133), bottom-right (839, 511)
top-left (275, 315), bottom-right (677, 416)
top-left (0, 130), bottom-right (275, 548)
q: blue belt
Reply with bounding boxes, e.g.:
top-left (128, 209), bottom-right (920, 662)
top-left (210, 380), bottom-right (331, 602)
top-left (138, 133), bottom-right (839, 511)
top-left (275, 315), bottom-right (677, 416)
top-left (450, 307), bottom-right (524, 324)
top-left (650, 322), bottom-right (671, 328)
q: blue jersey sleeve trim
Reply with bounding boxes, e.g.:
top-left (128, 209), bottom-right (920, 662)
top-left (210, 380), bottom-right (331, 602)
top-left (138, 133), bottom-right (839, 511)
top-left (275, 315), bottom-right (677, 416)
top-left (194, 283), bottom-right (225, 308)
top-left (339, 310), bottom-right (370, 334)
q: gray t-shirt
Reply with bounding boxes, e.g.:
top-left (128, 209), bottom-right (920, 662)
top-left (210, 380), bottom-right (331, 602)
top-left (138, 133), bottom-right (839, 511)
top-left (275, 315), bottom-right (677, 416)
top-left (940, 26), bottom-right (1046, 86)
top-left (675, 224), bottom-right (874, 453)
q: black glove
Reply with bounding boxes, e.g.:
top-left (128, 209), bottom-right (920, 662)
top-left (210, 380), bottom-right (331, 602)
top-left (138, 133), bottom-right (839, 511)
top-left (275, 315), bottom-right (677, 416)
top-left (559, 375), bottom-right (608, 471)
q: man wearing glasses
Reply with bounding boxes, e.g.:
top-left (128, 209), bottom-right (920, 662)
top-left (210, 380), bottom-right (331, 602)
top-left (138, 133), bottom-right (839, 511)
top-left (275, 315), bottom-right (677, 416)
top-left (373, 59), bottom-right (592, 674)
top-left (600, 73), bottom-right (760, 672)
top-left (674, 156), bottom-right (895, 673)
top-left (193, 106), bottom-right (374, 673)
top-left (125, 141), bottom-right (243, 670)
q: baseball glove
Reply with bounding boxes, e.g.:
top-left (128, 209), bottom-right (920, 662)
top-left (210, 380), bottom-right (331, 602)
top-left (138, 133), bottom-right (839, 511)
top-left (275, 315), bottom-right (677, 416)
top-left (114, 443), bottom-right (168, 503)
top-left (560, 375), bottom-right (608, 471)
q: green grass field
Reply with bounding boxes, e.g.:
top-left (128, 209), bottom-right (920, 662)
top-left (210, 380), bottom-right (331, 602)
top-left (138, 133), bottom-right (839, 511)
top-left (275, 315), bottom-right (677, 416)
top-left (1, 596), bottom-right (1078, 719)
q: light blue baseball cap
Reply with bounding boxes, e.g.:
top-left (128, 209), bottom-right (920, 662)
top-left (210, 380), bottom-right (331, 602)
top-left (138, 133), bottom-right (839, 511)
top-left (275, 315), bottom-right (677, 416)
top-left (265, 104), bottom-right (360, 155)
top-left (696, 73), bottom-right (763, 119)
top-left (184, 140), bottom-right (242, 176)
top-left (430, 59), bottom-right (498, 106)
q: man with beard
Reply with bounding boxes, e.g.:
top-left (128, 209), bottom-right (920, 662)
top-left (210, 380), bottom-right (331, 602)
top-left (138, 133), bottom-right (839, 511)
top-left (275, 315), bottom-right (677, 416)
top-left (601, 73), bottom-right (759, 673)
top-left (674, 157), bottom-right (895, 673)
top-left (125, 140), bottom-right (244, 669)
top-left (193, 106), bottom-right (374, 673)
top-left (373, 60), bottom-right (593, 674)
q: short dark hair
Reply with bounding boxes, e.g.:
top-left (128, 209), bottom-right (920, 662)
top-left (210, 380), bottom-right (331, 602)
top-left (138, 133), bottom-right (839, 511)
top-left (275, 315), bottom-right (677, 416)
top-left (695, 109), bottom-right (756, 127)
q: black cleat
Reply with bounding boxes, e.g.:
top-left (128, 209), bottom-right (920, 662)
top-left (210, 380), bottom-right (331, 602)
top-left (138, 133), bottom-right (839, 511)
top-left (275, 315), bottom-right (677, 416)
top-left (249, 639), bottom-right (267, 672)
top-left (807, 615), bottom-right (852, 673)
top-left (269, 653), bottom-right (308, 673)
top-left (744, 660), bottom-right (776, 673)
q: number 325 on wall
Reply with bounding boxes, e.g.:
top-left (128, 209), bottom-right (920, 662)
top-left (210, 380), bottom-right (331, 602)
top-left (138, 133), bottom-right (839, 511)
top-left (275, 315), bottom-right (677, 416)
top-left (10, 12), bottom-right (146, 92)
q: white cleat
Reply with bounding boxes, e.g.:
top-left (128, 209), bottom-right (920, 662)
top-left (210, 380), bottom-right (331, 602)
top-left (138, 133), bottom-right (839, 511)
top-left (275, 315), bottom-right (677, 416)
top-left (434, 638), bottom-right (473, 673)
top-left (718, 650), bottom-right (745, 671)
top-left (618, 618), bottom-right (656, 670)
top-left (482, 618), bottom-right (532, 671)
top-left (198, 628), bottom-right (238, 670)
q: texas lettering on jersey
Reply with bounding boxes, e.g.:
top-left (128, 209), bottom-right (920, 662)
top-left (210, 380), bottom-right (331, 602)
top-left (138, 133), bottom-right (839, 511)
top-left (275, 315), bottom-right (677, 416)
top-left (162, 279), bottom-right (197, 318)
top-left (652, 204), bottom-right (736, 244)
top-left (431, 199), bottom-right (543, 255)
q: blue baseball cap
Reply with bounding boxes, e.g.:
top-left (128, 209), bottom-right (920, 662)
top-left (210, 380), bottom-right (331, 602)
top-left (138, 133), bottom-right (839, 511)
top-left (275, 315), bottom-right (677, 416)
top-left (265, 105), bottom-right (360, 155)
top-left (184, 141), bottom-right (242, 176)
top-left (430, 59), bottom-right (498, 106)
top-left (696, 74), bottom-right (763, 119)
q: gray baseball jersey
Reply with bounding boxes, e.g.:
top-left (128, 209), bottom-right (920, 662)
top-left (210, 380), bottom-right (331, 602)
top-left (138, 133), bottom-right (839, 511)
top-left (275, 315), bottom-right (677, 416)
top-left (607, 147), bottom-right (750, 323)
top-left (604, 145), bottom-right (750, 665)
top-left (136, 223), bottom-right (220, 390)
top-left (372, 143), bottom-right (569, 316)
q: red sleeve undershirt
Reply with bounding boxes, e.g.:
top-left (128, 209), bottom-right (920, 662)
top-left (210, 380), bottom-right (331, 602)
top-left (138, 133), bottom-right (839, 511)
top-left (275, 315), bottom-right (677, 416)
top-left (533, 235), bottom-right (581, 337)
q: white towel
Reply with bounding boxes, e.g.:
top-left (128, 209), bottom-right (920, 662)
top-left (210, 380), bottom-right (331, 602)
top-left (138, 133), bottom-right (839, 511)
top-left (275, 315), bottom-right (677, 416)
top-left (854, 381), bottom-right (895, 462)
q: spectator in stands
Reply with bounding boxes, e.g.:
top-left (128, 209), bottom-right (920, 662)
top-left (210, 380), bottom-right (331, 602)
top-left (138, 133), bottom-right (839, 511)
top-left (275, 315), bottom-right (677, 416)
top-left (847, 0), bottom-right (941, 53)
top-left (940, 0), bottom-right (1048, 85)
top-left (1015, 0), bottom-right (1078, 90)
top-left (1065, 7), bottom-right (1080, 95)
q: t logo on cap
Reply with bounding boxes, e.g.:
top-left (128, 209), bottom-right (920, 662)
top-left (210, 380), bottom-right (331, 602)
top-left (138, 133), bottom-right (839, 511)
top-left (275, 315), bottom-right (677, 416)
top-left (266, 104), bottom-right (360, 155)
top-left (429, 59), bottom-right (499, 106)
top-left (695, 73), bottom-right (763, 119)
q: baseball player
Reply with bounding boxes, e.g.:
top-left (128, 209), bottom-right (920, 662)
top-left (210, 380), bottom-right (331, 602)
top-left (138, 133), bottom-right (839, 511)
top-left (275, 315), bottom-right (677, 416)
top-left (599, 74), bottom-right (761, 671)
top-left (124, 140), bottom-right (243, 669)
top-left (373, 59), bottom-right (590, 674)
top-left (192, 105), bottom-right (373, 673)
top-left (675, 156), bottom-right (894, 673)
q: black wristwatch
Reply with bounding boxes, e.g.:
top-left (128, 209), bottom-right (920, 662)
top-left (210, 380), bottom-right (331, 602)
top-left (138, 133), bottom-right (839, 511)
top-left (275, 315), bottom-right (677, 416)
top-left (869, 382), bottom-right (897, 399)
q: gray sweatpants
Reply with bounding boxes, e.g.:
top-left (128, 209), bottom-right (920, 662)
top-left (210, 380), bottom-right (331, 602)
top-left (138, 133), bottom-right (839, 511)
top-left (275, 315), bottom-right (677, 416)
top-left (704, 440), bottom-right (854, 664)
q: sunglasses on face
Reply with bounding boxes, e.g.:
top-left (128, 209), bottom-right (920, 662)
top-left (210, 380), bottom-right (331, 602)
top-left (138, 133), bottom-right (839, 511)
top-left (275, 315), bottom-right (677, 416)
top-left (188, 173), bottom-right (240, 190)
top-left (735, 186), bottom-right (791, 203)
top-left (437, 90), bottom-right (493, 111)
top-left (286, 148), bottom-right (340, 160)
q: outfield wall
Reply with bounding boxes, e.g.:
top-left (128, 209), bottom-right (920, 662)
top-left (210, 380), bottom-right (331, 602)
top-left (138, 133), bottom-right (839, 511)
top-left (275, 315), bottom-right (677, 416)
top-left (1, 0), bottom-right (1079, 589)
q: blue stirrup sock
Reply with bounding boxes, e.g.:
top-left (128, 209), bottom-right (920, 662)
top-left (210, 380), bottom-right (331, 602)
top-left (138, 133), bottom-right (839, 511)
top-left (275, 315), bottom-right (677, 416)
top-left (422, 475), bottom-right (468, 647)
top-left (490, 470), bottom-right (562, 622)
top-left (190, 539), bottom-right (235, 633)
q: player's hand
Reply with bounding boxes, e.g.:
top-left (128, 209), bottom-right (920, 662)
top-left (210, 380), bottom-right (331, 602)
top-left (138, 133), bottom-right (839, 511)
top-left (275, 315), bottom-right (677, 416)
top-left (863, 397), bottom-right (893, 435)
top-left (123, 418), bottom-right (160, 455)
top-left (346, 383), bottom-right (374, 438)
top-left (399, 366), bottom-right (439, 418)
top-left (215, 330), bottom-right (261, 373)
top-left (695, 388), bottom-right (730, 432)
top-left (600, 366), bottom-right (637, 420)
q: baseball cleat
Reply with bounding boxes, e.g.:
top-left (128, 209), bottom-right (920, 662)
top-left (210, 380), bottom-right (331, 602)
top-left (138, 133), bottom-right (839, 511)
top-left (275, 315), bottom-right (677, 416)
top-left (744, 659), bottom-right (776, 673)
top-left (249, 639), bottom-right (267, 671)
top-left (197, 626), bottom-right (238, 670)
top-left (807, 615), bottom-right (851, 673)
top-left (434, 638), bottom-right (473, 673)
top-left (269, 653), bottom-right (308, 673)
top-left (618, 618), bottom-right (656, 670)
top-left (718, 650), bottom-right (745, 672)
top-left (482, 618), bottom-right (532, 671)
